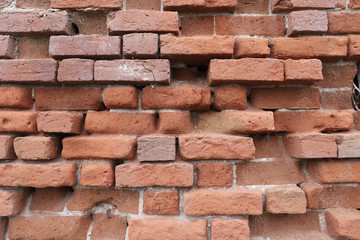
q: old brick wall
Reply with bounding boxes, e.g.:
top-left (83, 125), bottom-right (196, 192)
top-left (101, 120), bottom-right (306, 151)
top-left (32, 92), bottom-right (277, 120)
top-left (0, 0), bottom-right (360, 239)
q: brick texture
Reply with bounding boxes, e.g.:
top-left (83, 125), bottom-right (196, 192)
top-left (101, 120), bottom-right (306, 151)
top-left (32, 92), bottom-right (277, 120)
top-left (0, 36), bottom-right (15, 59)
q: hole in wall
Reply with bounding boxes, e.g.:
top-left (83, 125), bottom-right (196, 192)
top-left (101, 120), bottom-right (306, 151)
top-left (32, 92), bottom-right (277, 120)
top-left (352, 63), bottom-right (360, 110)
top-left (72, 23), bottom-right (80, 34)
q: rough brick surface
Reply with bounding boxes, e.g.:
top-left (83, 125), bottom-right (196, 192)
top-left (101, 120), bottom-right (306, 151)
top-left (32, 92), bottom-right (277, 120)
top-left (348, 35), bottom-right (360, 60)
top-left (0, 36), bottom-right (15, 59)
top-left (126, 0), bottom-right (161, 10)
top-left (0, 135), bottom-right (16, 160)
top-left (272, 0), bottom-right (346, 12)
top-left (212, 219), bottom-right (250, 240)
top-left (163, 0), bottom-right (237, 12)
top-left (29, 188), bottom-right (68, 212)
top-left (57, 59), bottom-right (94, 84)
top-left (14, 136), bottom-right (60, 160)
top-left (337, 134), bottom-right (360, 158)
top-left (328, 12), bottom-right (360, 34)
top-left (80, 163), bottom-right (114, 187)
top-left (18, 38), bottom-right (50, 59)
top-left (213, 86), bottom-right (247, 110)
top-left (103, 86), bottom-right (138, 109)
top-left (158, 112), bottom-right (194, 134)
top-left (180, 16), bottom-right (214, 36)
top-left (137, 135), bottom-right (176, 161)
top-left (0, 190), bottom-right (29, 216)
top-left (319, 64), bottom-right (357, 88)
top-left (0, 218), bottom-right (7, 240)
top-left (234, 38), bottom-right (270, 58)
top-left (123, 33), bottom-right (158, 59)
top-left (37, 111), bottom-right (83, 134)
top-left (0, 111), bottom-right (38, 134)
top-left (284, 59), bottom-right (323, 83)
top-left (51, 0), bottom-right (122, 9)
top-left (236, 0), bottom-right (269, 13)
top-left (91, 214), bottom-right (127, 240)
top-left (197, 162), bottom-right (233, 187)
top-left (320, 89), bottom-right (353, 110)
top-left (0, 87), bottom-right (33, 109)
top-left (325, 208), bottom-right (360, 240)
top-left (0, 0), bottom-right (12, 8)
top-left (16, 0), bottom-right (51, 9)
top-left (287, 10), bottom-right (328, 36)
top-left (143, 190), bottom-right (179, 215)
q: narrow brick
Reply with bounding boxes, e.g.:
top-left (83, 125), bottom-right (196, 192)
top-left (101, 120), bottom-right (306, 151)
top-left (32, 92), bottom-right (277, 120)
top-left (37, 111), bottom-right (83, 134)
top-left (272, 0), bottom-right (346, 12)
top-left (51, 0), bottom-right (122, 9)
top-left (0, 36), bottom-right (15, 59)
top-left (319, 64), bottom-right (357, 88)
top-left (123, 33), bottom-right (158, 59)
top-left (103, 87), bottom-right (138, 109)
top-left (287, 10), bottom-right (328, 36)
top-left (328, 12), bottom-right (360, 34)
top-left (0, 111), bottom-right (38, 134)
top-left (0, 218), bottom-right (7, 240)
top-left (0, 190), bottom-right (30, 216)
top-left (212, 219), bottom-right (249, 240)
top-left (164, 0), bottom-right (236, 12)
top-left (213, 86), bottom-right (247, 110)
top-left (320, 89), bottom-right (353, 110)
top-left (158, 112), bottom-right (194, 134)
top-left (0, 87), bottom-right (33, 109)
top-left (91, 214), bottom-right (127, 240)
top-left (116, 163), bottom-right (194, 187)
top-left (337, 133), bottom-right (360, 158)
top-left (126, 0), bottom-right (161, 10)
top-left (137, 136), bottom-right (176, 162)
top-left (326, 208), bottom-right (360, 240)
top-left (180, 16), bottom-right (214, 36)
top-left (62, 135), bottom-right (136, 160)
top-left (81, 163), bottom-right (114, 187)
top-left (265, 185), bottom-right (306, 214)
top-left (29, 188), bottom-right (68, 212)
top-left (57, 59), bottom-right (94, 84)
top-left (197, 162), bottom-right (233, 187)
top-left (108, 10), bottom-right (179, 35)
top-left (234, 38), bottom-right (270, 58)
top-left (18, 38), bottom-right (50, 59)
top-left (14, 136), bottom-right (59, 160)
top-left (16, 0), bottom-right (51, 9)
top-left (143, 190), bottom-right (179, 215)
top-left (348, 35), bottom-right (360, 60)
top-left (285, 59), bottom-right (323, 83)
top-left (184, 188), bottom-right (263, 216)
top-left (0, 136), bottom-right (16, 160)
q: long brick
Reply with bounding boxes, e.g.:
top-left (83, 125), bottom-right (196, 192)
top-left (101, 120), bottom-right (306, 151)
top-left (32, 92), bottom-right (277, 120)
top-left (163, 0), bottom-right (236, 12)
top-left (0, 190), bottom-right (30, 216)
top-left (326, 208), bottom-right (360, 240)
top-left (285, 59), bottom-right (323, 84)
top-left (91, 214), bottom-right (127, 240)
top-left (0, 60), bottom-right (57, 84)
top-left (272, 0), bottom-right (346, 12)
top-left (212, 219), bottom-right (249, 240)
top-left (94, 60), bottom-right (170, 84)
top-left (80, 163), bottom-right (114, 187)
top-left (116, 163), bottom-right (194, 187)
top-left (0, 111), bottom-right (38, 133)
top-left (0, 11), bottom-right (73, 36)
top-left (328, 12), bottom-right (360, 34)
top-left (0, 163), bottom-right (77, 187)
top-left (108, 10), bottom-right (179, 35)
top-left (37, 111), bottom-right (83, 134)
top-left (0, 136), bottom-right (16, 160)
top-left (0, 87), bottom-right (33, 109)
top-left (179, 134), bottom-right (255, 160)
top-left (337, 133), bottom-right (360, 158)
top-left (234, 37), bottom-right (270, 58)
top-left (126, 0), bottom-right (161, 10)
top-left (85, 111), bottom-right (156, 135)
top-left (57, 59), bottom-right (94, 84)
top-left (208, 59), bottom-right (284, 85)
top-left (51, 0), bottom-right (122, 9)
top-left (14, 136), bottom-right (60, 160)
top-left (184, 188), bottom-right (263, 216)
top-left (319, 64), bottom-right (357, 88)
top-left (287, 10), bottom-right (328, 36)
top-left (197, 162), bottom-right (233, 187)
top-left (143, 190), bottom-right (179, 215)
top-left (0, 36), bottom-right (15, 59)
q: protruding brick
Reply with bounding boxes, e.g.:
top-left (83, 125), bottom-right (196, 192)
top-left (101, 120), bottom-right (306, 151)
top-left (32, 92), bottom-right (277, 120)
top-left (0, 59), bottom-right (57, 84)
top-left (137, 136), bottom-right (176, 162)
top-left (91, 214), bottom-right (127, 240)
top-left (57, 59), bottom-right (94, 84)
top-left (0, 136), bottom-right (16, 160)
top-left (37, 111), bottom-right (83, 134)
top-left (287, 10), bottom-right (328, 36)
top-left (16, 0), bottom-right (51, 9)
top-left (108, 10), bottom-right (179, 35)
top-left (319, 64), bottom-right (357, 88)
top-left (234, 38), bottom-right (270, 58)
top-left (0, 111), bottom-right (38, 133)
top-left (197, 111), bottom-right (275, 134)
top-left (35, 88), bottom-right (104, 111)
top-left (164, 0), bottom-right (236, 12)
top-left (142, 86), bottom-right (211, 111)
top-left (18, 38), bottom-right (50, 59)
top-left (159, 112), bottom-right (194, 134)
top-left (103, 87), bottom-right (138, 109)
top-left (197, 162), bottom-right (233, 187)
top-left (320, 89), bottom-right (353, 110)
top-left (94, 60), bottom-right (170, 84)
top-left (212, 219), bottom-right (250, 240)
top-left (29, 188), bottom-right (69, 212)
top-left (285, 59), bottom-right (323, 83)
top-left (50, 36), bottom-right (121, 59)
top-left (337, 133), bottom-right (360, 158)
top-left (0, 87), bottom-right (33, 109)
top-left (213, 86), bottom-right (247, 110)
top-left (51, 0), bottom-right (122, 9)
top-left (208, 59), bottom-right (284, 85)
top-left (126, 0), bottom-right (161, 10)
top-left (328, 12), bottom-right (360, 34)
top-left (265, 185), bottom-right (306, 214)
top-left (123, 33), bottom-right (158, 59)
top-left (0, 36), bottom-right (15, 59)
top-left (179, 134), bottom-right (255, 160)
top-left (180, 16), bottom-right (214, 36)
top-left (128, 218), bottom-right (207, 240)
top-left (116, 163), bottom-right (194, 187)
top-left (0, 190), bottom-right (30, 216)
top-left (14, 136), bottom-right (59, 160)
top-left (0, 163), bottom-right (77, 187)
top-left (67, 188), bottom-right (138, 213)
top-left (85, 111), bottom-right (156, 135)
top-left (326, 208), bottom-right (360, 240)
top-left (272, 0), bottom-right (346, 12)
top-left (184, 188), bottom-right (263, 216)
top-left (81, 163), bottom-right (114, 187)
top-left (143, 190), bottom-right (179, 215)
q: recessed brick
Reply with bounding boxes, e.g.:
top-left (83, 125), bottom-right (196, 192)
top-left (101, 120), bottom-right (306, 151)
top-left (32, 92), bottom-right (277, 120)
top-left (80, 163), bottom-right (114, 187)
top-left (137, 135), bottom-right (176, 162)
top-left (0, 136), bottom-right (16, 160)
top-left (29, 188), bottom-right (69, 212)
top-left (103, 87), bottom-right (139, 109)
top-left (328, 12), bottom-right (360, 34)
top-left (123, 33), bottom-right (158, 59)
top-left (212, 219), bottom-right (250, 240)
top-left (180, 16), bottom-right (214, 36)
top-left (158, 112), bottom-right (194, 134)
top-left (143, 190), bottom-right (179, 215)
top-left (37, 111), bottom-right (83, 134)
top-left (337, 133), bottom-right (360, 158)
top-left (16, 0), bottom-right (51, 9)
top-left (320, 89), bottom-right (353, 110)
top-left (91, 214), bottom-right (127, 240)
top-left (163, 0), bottom-right (237, 12)
top-left (234, 38), bottom-right (270, 58)
top-left (197, 162), bottom-right (233, 187)
top-left (285, 59), bottom-right (323, 84)
top-left (319, 64), bottom-right (357, 88)
top-left (213, 86), bottom-right (247, 110)
top-left (57, 59), bottom-right (94, 84)
top-left (126, 0), bottom-right (161, 10)
top-left (0, 36), bottom-right (15, 59)
top-left (287, 10), bottom-right (328, 36)
top-left (236, 0), bottom-right (269, 13)
top-left (0, 189), bottom-right (30, 216)
top-left (18, 38), bottom-right (50, 59)
top-left (14, 136), bottom-right (60, 160)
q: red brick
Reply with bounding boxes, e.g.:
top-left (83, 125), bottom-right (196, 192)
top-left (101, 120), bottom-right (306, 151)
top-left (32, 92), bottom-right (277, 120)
top-left (348, 35), bottom-right (360, 60)
top-left (328, 12), bottom-right (360, 34)
top-left (0, 11), bottom-right (73, 36)
top-left (287, 10), bottom-right (328, 36)
top-left (143, 190), bottom-right (179, 215)
top-left (0, 189), bottom-right (29, 216)
top-left (197, 162), bottom-right (233, 187)
top-left (265, 185), bottom-right (306, 214)
top-left (116, 162), bottom-right (194, 187)
top-left (319, 64), bottom-right (357, 88)
top-left (197, 111), bottom-right (275, 134)
top-left (142, 86), bottom-right (211, 111)
top-left (123, 33), bottom-right (158, 59)
top-left (66, 188), bottom-right (138, 213)
top-left (0, 217), bottom-right (7, 240)
top-left (274, 110), bottom-right (354, 132)
top-left (285, 59), bottom-right (323, 84)
top-left (236, 160), bottom-right (306, 185)
top-left (215, 15), bottom-right (285, 36)
top-left (270, 36), bottom-right (348, 60)
top-left (180, 16), bottom-right (214, 36)
top-left (57, 59), bottom-right (94, 84)
top-left (14, 136), bottom-right (59, 160)
top-left (137, 136), bottom-right (176, 162)
top-left (35, 88), bottom-right (104, 111)
top-left (0, 36), bottom-right (15, 59)
top-left (37, 111), bottom-right (83, 134)
top-left (62, 135), bottom-right (136, 160)
top-left (160, 34), bottom-right (233, 64)
top-left (355, 112), bottom-right (360, 131)
top-left (0, 163), bottom-right (77, 187)
top-left (16, 0), bottom-right (51, 9)
top-left (51, 0), bottom-right (122, 9)
top-left (272, 0), bottom-right (346, 12)
top-left (0, 136), bottom-right (16, 160)
top-left (0, 87), bottom-right (33, 109)
top-left (0, 111), bottom-right (38, 134)
top-left (250, 87), bottom-right (320, 110)
top-left (9, 216), bottom-right (91, 240)
top-left (337, 133), bottom-right (360, 158)
top-left (18, 38), bottom-right (50, 59)
top-left (103, 87), bottom-right (138, 109)
top-left (29, 188), bottom-right (69, 212)
top-left (85, 111), bottom-right (156, 135)
top-left (164, 0), bottom-right (236, 12)
top-left (208, 59), bottom-right (284, 85)
top-left (212, 218), bottom-right (249, 240)
top-left (349, 0), bottom-right (360, 8)
top-left (236, 0), bottom-right (269, 13)
top-left (50, 36), bottom-right (121, 59)
top-left (234, 38), bottom-right (270, 58)
top-left (80, 163), bottom-right (114, 187)
top-left (253, 135), bottom-right (287, 159)
top-left (326, 208), bottom-right (360, 240)
top-left (184, 188), bottom-right (262, 216)
top-left (0, 0), bottom-right (12, 8)
top-left (94, 60), bottom-right (170, 84)
top-left (0, 59), bottom-right (57, 84)
top-left (320, 89), bottom-right (353, 110)
top-left (126, 0), bottom-right (161, 10)
top-left (128, 218), bottom-right (207, 240)
top-left (179, 134), bottom-right (255, 160)
top-left (158, 112), bottom-right (194, 134)
top-left (68, 11), bottom-right (107, 35)
top-left (108, 10), bottom-right (179, 35)
top-left (91, 214), bottom-right (127, 240)
top-left (283, 133), bottom-right (337, 159)
top-left (213, 86), bottom-right (247, 110)
top-left (301, 183), bottom-right (360, 209)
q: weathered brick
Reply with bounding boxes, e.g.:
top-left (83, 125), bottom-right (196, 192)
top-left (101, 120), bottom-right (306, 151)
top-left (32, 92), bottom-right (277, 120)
top-left (62, 135), bottom-right (136, 160)
top-left (51, 0), bottom-right (122, 9)
top-left (137, 136), bottom-right (176, 162)
top-left (213, 86), bottom-right (247, 110)
top-left (326, 208), bottom-right (360, 240)
top-left (16, 0), bottom-right (51, 9)
top-left (50, 36), bottom-right (121, 59)
top-left (18, 38), bottom-right (50, 59)
top-left (328, 12), bottom-right (360, 34)
top-left (35, 88), bottom-right (104, 111)
top-left (108, 10), bottom-right (179, 35)
top-left (265, 185), bottom-right (306, 214)
top-left (0, 11), bottom-right (73, 36)
top-left (0, 36), bottom-right (15, 59)
top-left (0, 136), bottom-right (16, 160)
top-left (287, 10), bottom-right (328, 36)
top-left (142, 86), bottom-right (211, 111)
top-left (164, 0), bottom-right (236, 12)
top-left (348, 35), bottom-right (360, 60)
top-left (321, 89), bottom-right (353, 110)
top-left (0, 111), bottom-right (38, 134)
top-left (0, 190), bottom-right (29, 216)
top-left (103, 87), bottom-right (138, 109)
top-left (179, 134), bottom-right (255, 160)
top-left (116, 163), bottom-right (194, 187)
top-left (126, 0), bottom-right (161, 10)
top-left (208, 59), bottom-right (284, 85)
top-left (180, 16), bottom-right (214, 36)
top-left (158, 112), bottom-right (194, 134)
top-left (57, 59), bottom-right (94, 84)
top-left (143, 190), bottom-right (179, 215)
top-left (123, 33), bottom-right (158, 59)
top-left (236, 0), bottom-right (269, 13)
top-left (0, 217), bottom-right (7, 240)
top-left (0, 0), bottom-right (12, 8)
top-left (197, 111), bottom-right (275, 134)
top-left (85, 111), bottom-right (156, 135)
top-left (37, 111), bottom-right (83, 134)
top-left (0, 163), bottom-right (77, 187)
top-left (68, 11), bottom-right (107, 35)
top-left (197, 162), bottom-right (233, 187)
top-left (337, 133), bottom-right (360, 158)
top-left (285, 59), bottom-right (323, 83)
top-left (234, 38), bottom-right (270, 58)
top-left (80, 163), bottom-right (114, 187)
top-left (349, 0), bottom-right (360, 8)
top-left (94, 60), bottom-right (170, 84)
top-left (253, 135), bottom-right (287, 159)
top-left (272, 0), bottom-right (346, 12)
top-left (0, 59), bottom-right (57, 84)
top-left (91, 214), bottom-right (127, 240)
top-left (184, 188), bottom-right (262, 216)
top-left (0, 87), bottom-right (33, 109)
top-left (67, 188), bottom-right (138, 213)
top-left (319, 64), bottom-right (357, 88)
top-left (128, 218), bottom-right (207, 240)
top-left (212, 219), bottom-right (250, 240)
top-left (14, 136), bottom-right (59, 160)
top-left (29, 188), bottom-right (68, 212)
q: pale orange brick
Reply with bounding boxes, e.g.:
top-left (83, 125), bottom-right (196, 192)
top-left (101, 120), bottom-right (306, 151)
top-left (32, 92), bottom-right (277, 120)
top-left (0, 111), bottom-right (38, 134)
top-left (37, 111), bottom-right (83, 134)
top-left (265, 185), bottom-right (306, 214)
top-left (158, 112), bottom-right (194, 134)
top-left (0, 136), bottom-right (16, 160)
top-left (0, 87), bottom-right (33, 109)
top-left (163, 0), bottom-right (237, 12)
top-left (57, 59), bottom-right (94, 84)
top-left (18, 38), bottom-right (50, 59)
top-left (319, 64), bottom-right (357, 88)
top-left (197, 162), bottom-right (233, 187)
top-left (143, 190), bottom-right (179, 215)
top-left (29, 188), bottom-right (69, 212)
top-left (234, 38), bottom-right (270, 58)
top-left (253, 135), bottom-right (287, 159)
top-left (80, 163), bottom-right (114, 187)
top-left (212, 219), bottom-right (250, 240)
top-left (337, 133), bottom-right (360, 158)
top-left (180, 16), bottom-right (214, 36)
top-left (137, 136), bottom-right (176, 162)
top-left (51, 0), bottom-right (122, 8)
top-left (123, 33), bottom-right (158, 59)
top-left (328, 12), bottom-right (360, 34)
top-left (0, 36), bottom-right (15, 59)
top-left (91, 214), bottom-right (127, 240)
top-left (0, 189), bottom-right (30, 216)
top-left (14, 136), bottom-right (60, 160)
top-left (285, 59), bottom-right (323, 84)
top-left (213, 86), bottom-right (247, 110)
top-left (103, 87), bottom-right (138, 109)
top-left (326, 208), bottom-right (360, 240)
top-left (126, 0), bottom-right (160, 10)
top-left (16, 0), bottom-right (51, 9)
top-left (287, 10), bottom-right (328, 36)
top-left (272, 0), bottom-right (346, 12)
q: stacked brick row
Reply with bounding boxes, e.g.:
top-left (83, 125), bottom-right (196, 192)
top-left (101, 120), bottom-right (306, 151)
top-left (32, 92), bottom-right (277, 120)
top-left (1, 0), bottom-right (360, 239)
